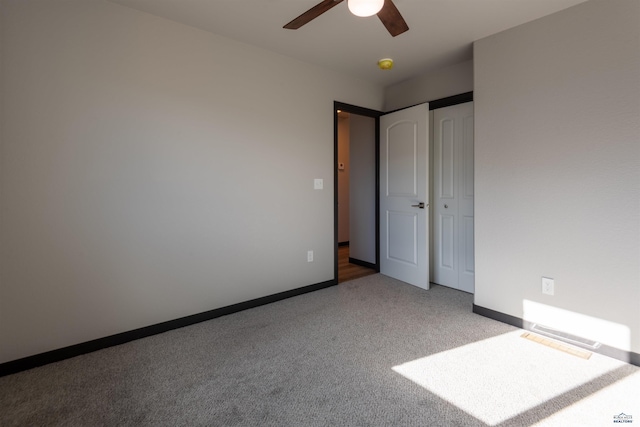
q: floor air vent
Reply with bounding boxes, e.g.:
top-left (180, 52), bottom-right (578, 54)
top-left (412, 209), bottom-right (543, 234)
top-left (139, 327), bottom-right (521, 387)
top-left (530, 323), bottom-right (601, 350)
top-left (521, 332), bottom-right (592, 359)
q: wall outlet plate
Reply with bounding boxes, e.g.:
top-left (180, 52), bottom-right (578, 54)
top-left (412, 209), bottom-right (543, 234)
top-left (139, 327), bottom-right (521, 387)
top-left (307, 250), bottom-right (314, 262)
top-left (542, 277), bottom-right (554, 295)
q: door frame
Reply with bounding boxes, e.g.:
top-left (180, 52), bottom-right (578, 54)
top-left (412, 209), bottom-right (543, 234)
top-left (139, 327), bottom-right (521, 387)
top-left (332, 93), bottom-right (473, 284)
top-left (333, 101), bottom-right (383, 282)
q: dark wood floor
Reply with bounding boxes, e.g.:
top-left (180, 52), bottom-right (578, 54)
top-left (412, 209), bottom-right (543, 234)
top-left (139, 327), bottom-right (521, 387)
top-left (338, 245), bottom-right (376, 283)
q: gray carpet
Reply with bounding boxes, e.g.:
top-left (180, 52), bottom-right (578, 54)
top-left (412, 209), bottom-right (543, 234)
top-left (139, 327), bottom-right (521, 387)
top-left (1, 274), bottom-right (638, 426)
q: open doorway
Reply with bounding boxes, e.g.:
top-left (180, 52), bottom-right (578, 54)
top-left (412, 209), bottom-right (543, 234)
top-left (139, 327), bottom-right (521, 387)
top-left (333, 94), bottom-right (474, 288)
top-left (334, 102), bottom-right (381, 283)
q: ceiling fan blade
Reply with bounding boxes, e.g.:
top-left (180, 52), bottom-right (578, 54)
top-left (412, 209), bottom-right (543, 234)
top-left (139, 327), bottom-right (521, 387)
top-left (377, 0), bottom-right (409, 37)
top-left (284, 0), bottom-right (345, 30)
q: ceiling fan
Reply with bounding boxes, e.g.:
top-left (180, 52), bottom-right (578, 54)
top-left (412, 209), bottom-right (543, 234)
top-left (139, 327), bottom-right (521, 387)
top-left (283, 0), bottom-right (409, 37)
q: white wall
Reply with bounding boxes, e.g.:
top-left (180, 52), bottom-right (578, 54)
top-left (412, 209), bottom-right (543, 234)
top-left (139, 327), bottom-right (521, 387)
top-left (474, 0), bottom-right (640, 354)
top-left (349, 114), bottom-right (376, 264)
top-left (383, 60), bottom-right (473, 112)
top-left (0, 0), bottom-right (383, 363)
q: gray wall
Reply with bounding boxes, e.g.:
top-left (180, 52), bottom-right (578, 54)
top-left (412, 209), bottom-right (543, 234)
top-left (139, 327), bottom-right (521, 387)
top-left (337, 116), bottom-right (350, 243)
top-left (0, 0), bottom-right (383, 363)
top-left (384, 60), bottom-right (473, 112)
top-left (474, 0), bottom-right (640, 354)
top-left (349, 115), bottom-right (376, 264)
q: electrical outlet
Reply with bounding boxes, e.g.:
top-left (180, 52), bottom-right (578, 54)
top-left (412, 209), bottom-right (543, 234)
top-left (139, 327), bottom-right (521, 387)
top-left (542, 277), bottom-right (554, 295)
top-left (307, 250), bottom-right (314, 262)
top-left (314, 179), bottom-right (323, 190)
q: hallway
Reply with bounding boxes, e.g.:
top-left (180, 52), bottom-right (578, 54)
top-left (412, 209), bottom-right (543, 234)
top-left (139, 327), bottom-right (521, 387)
top-left (338, 245), bottom-right (376, 283)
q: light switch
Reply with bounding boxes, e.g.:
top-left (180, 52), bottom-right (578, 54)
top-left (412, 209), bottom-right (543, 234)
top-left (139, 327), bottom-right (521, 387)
top-left (314, 179), bottom-right (323, 190)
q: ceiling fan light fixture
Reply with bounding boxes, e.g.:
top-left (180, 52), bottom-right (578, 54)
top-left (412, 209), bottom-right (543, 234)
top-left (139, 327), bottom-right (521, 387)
top-left (348, 0), bottom-right (385, 17)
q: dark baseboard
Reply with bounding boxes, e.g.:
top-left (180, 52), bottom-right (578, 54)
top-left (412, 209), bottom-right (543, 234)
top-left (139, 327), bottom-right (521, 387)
top-left (473, 304), bottom-right (640, 367)
top-left (348, 257), bottom-right (377, 270)
top-left (472, 304), bottom-right (524, 329)
top-left (0, 279), bottom-right (337, 377)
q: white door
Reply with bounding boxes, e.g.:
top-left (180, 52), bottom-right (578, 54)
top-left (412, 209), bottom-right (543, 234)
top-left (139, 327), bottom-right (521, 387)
top-left (432, 102), bottom-right (474, 293)
top-left (380, 103), bottom-right (429, 290)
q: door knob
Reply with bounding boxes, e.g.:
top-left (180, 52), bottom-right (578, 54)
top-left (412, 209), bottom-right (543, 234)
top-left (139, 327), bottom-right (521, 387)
top-left (411, 202), bottom-right (426, 209)
top-left (444, 204), bottom-right (448, 209)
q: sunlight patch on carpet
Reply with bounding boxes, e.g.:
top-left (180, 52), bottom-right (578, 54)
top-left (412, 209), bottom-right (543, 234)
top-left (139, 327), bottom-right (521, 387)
top-left (392, 330), bottom-right (629, 426)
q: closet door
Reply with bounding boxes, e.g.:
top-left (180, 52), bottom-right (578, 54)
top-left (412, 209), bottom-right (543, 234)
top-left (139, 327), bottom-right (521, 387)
top-left (432, 102), bottom-right (474, 293)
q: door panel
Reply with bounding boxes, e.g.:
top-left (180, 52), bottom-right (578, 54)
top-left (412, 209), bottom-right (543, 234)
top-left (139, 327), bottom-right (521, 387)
top-left (380, 104), bottom-right (429, 289)
top-left (463, 215), bottom-right (475, 274)
top-left (432, 102), bottom-right (475, 293)
top-left (463, 116), bottom-right (474, 199)
top-left (433, 113), bottom-right (458, 288)
top-left (440, 118), bottom-right (455, 198)
top-left (387, 211), bottom-right (417, 265)
top-left (440, 214), bottom-right (455, 269)
top-left (387, 123), bottom-right (417, 197)
top-left (458, 112), bottom-right (475, 293)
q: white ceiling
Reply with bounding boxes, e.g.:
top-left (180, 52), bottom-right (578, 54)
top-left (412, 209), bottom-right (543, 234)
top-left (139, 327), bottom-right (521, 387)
top-left (110, 0), bottom-right (587, 87)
